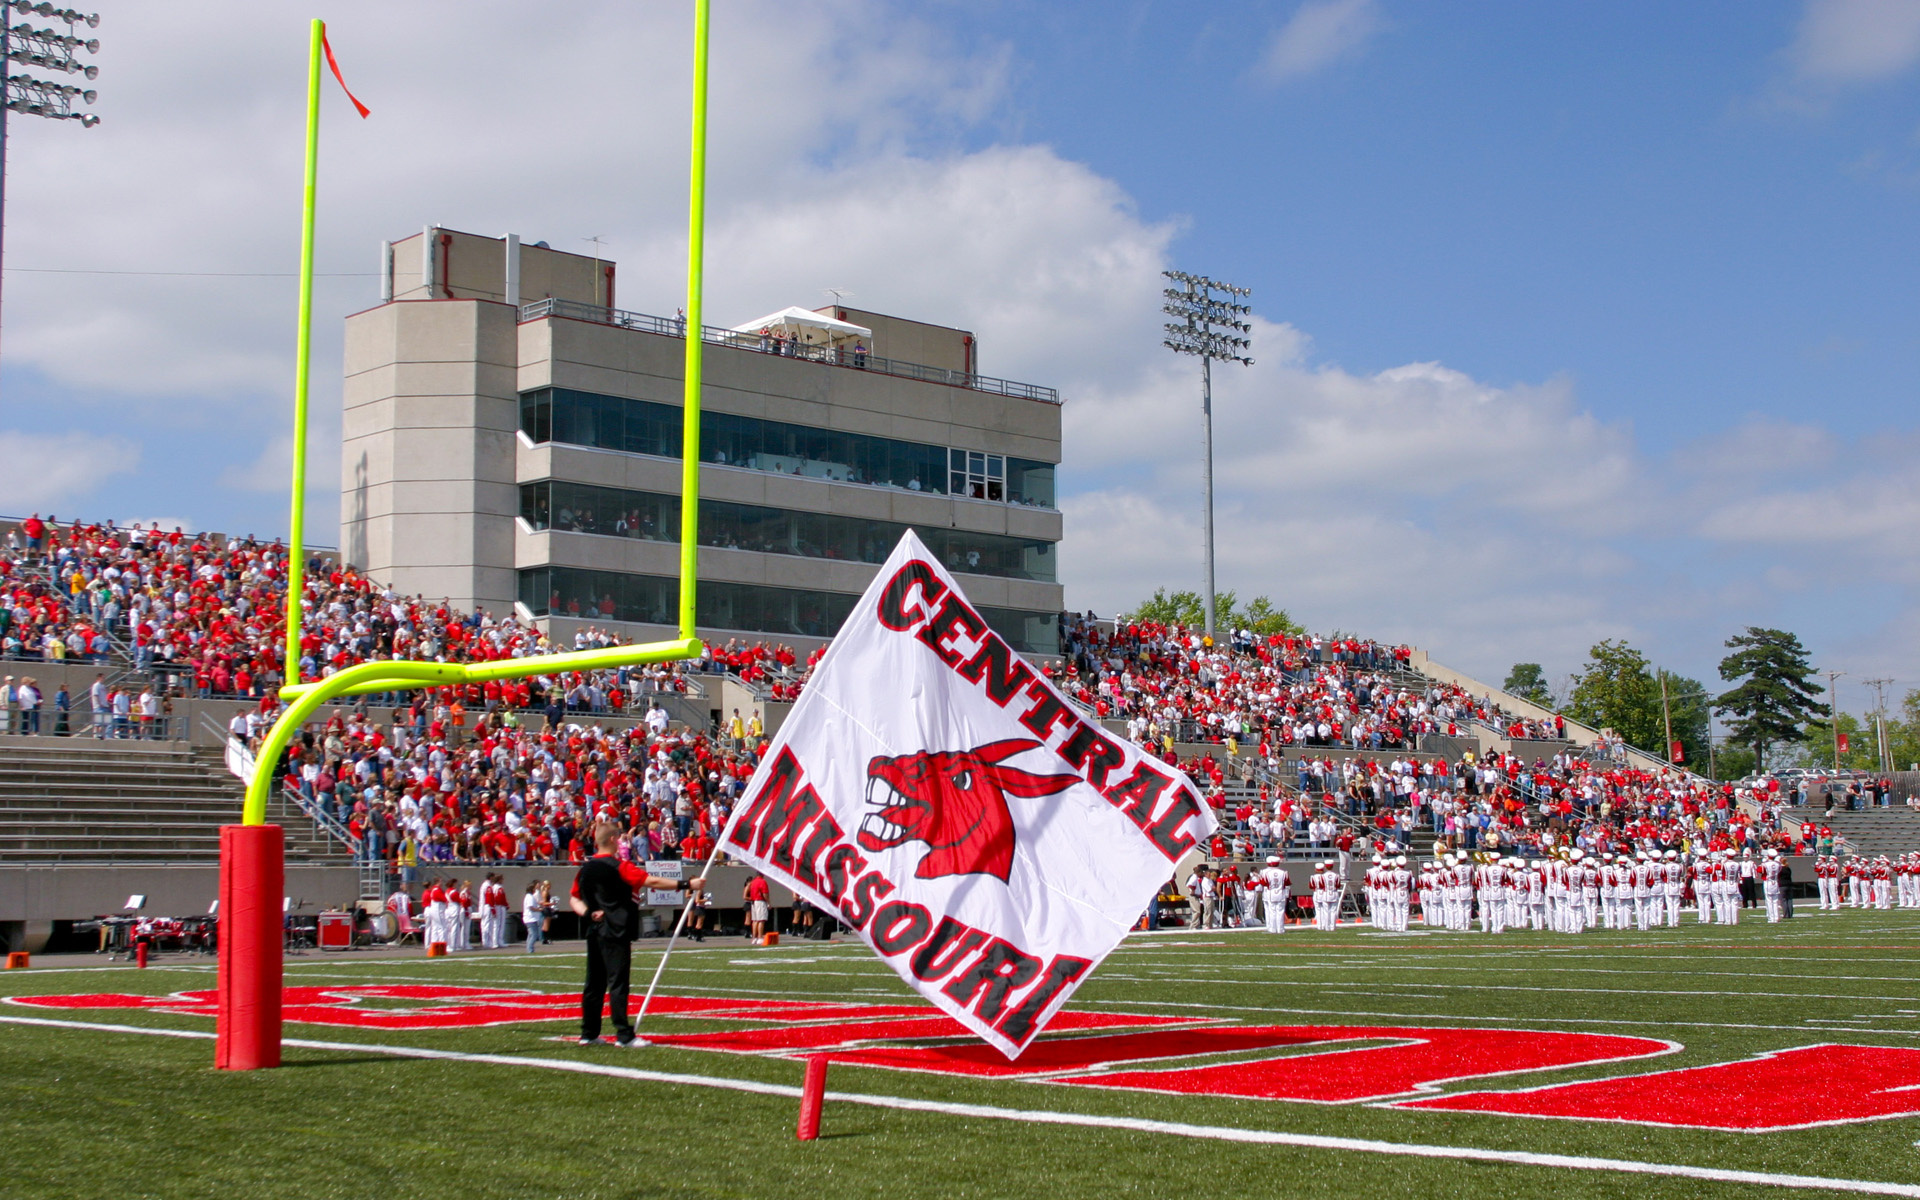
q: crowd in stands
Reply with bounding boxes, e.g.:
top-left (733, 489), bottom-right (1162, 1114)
top-left (0, 514), bottom-right (824, 705)
top-left (264, 696), bottom-right (761, 870)
top-left (1048, 613), bottom-right (1810, 866)
top-left (1049, 615), bottom-right (1565, 753)
top-left (0, 514), bottom-right (1870, 873)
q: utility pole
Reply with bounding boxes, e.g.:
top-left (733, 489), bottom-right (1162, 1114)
top-left (1864, 676), bottom-right (1893, 774)
top-left (1823, 669), bottom-right (1846, 768)
top-left (1660, 670), bottom-right (1675, 766)
top-left (1161, 271), bottom-right (1252, 641)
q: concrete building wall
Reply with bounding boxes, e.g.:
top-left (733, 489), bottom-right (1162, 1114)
top-left (387, 228), bottom-right (602, 307)
top-left (348, 225), bottom-right (1065, 647)
top-left (341, 299), bottom-right (521, 615)
top-left (820, 305), bottom-right (972, 374)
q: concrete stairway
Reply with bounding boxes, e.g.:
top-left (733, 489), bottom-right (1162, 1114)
top-left (1805, 805), bottom-right (1920, 858)
top-left (0, 737), bottom-right (345, 865)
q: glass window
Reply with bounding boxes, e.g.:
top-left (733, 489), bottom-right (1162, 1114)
top-left (519, 566), bottom-right (1059, 653)
top-left (518, 480), bottom-right (1056, 582)
top-left (520, 387), bottom-right (1053, 507)
top-left (1006, 458), bottom-right (1055, 508)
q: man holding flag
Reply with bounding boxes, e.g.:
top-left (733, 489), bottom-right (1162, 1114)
top-left (711, 531), bottom-right (1215, 1059)
top-left (571, 822), bottom-right (703, 1046)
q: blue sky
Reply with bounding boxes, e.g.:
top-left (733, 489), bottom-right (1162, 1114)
top-left (0, 0), bottom-right (1915, 711)
top-left (957, 1), bottom-right (1920, 444)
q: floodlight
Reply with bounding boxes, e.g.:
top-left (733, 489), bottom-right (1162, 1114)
top-left (1160, 267), bottom-right (1255, 637)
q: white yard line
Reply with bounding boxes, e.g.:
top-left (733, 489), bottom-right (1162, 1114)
top-left (1072, 997), bottom-right (1920, 1037)
top-left (0, 1013), bottom-right (1916, 1198)
top-left (1096, 970), bottom-right (1920, 1003)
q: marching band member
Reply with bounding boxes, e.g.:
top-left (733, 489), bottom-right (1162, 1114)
top-left (422, 876), bottom-right (448, 949)
top-left (1388, 856), bottom-right (1410, 933)
top-left (1525, 858), bottom-right (1547, 931)
top-left (1479, 854), bottom-right (1506, 935)
top-left (1717, 854), bottom-right (1740, 926)
top-left (1662, 850), bottom-right (1685, 928)
top-left (452, 879), bottom-right (474, 951)
top-left (387, 885), bottom-right (417, 941)
top-left (1257, 856), bottom-right (1290, 934)
top-left (1760, 848), bottom-right (1784, 923)
top-left (480, 873), bottom-right (508, 949)
top-left (1630, 852), bottom-right (1652, 932)
top-left (1446, 854), bottom-right (1470, 931)
top-left (1313, 861), bottom-right (1341, 931)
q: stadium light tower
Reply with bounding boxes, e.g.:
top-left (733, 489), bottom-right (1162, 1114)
top-left (0, 2), bottom-right (101, 358)
top-left (1162, 270), bottom-right (1252, 639)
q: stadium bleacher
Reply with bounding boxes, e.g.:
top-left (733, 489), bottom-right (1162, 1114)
top-left (1, 511), bottom-right (1905, 948)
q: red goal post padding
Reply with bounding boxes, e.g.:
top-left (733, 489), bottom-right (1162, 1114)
top-left (217, 824), bottom-right (283, 1070)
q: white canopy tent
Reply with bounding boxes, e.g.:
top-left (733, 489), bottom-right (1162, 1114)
top-left (729, 306), bottom-right (872, 347)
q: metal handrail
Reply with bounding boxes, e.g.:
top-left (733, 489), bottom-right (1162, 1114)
top-left (519, 296), bottom-right (1062, 405)
top-left (199, 711), bottom-right (361, 857)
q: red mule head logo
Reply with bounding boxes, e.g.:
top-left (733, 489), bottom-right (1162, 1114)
top-left (858, 738), bottom-right (1078, 882)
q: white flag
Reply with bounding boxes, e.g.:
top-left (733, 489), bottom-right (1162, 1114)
top-left (720, 531), bottom-right (1216, 1059)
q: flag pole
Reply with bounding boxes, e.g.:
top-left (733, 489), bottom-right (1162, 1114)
top-left (633, 0), bottom-right (714, 1040)
top-left (283, 17), bottom-right (324, 692)
top-left (632, 836), bottom-right (731, 1039)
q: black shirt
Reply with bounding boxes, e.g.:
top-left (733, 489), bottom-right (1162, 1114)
top-left (573, 854), bottom-right (642, 942)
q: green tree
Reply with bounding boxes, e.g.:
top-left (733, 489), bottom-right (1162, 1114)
top-left (1560, 641), bottom-right (1710, 764)
top-left (1802, 710), bottom-right (1877, 770)
top-left (1660, 672), bottom-right (1714, 771)
top-left (1888, 689), bottom-right (1920, 773)
top-left (1502, 663), bottom-right (1556, 708)
top-left (1713, 744), bottom-right (1758, 783)
top-left (1563, 640), bottom-right (1663, 751)
top-left (1713, 627), bottom-right (1827, 767)
top-left (1121, 588), bottom-right (1301, 637)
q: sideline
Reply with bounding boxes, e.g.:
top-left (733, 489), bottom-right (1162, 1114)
top-left (2, 1014), bottom-right (1918, 1198)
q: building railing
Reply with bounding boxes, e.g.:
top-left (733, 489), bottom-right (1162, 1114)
top-left (518, 296), bottom-right (1061, 405)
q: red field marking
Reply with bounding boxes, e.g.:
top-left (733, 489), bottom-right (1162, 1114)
top-left (1054, 1026), bottom-right (1676, 1103)
top-left (643, 1008), bottom-right (1198, 1055)
top-left (822, 1027), bottom-right (1335, 1078)
top-left (1396, 1043), bottom-right (1920, 1131)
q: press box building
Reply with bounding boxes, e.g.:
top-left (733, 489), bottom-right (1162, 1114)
top-left (340, 227), bottom-right (1065, 655)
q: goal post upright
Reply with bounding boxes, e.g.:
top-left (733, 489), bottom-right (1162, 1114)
top-left (216, 2), bottom-right (714, 1068)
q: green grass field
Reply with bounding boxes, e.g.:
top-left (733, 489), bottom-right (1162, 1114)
top-left (5, 907), bottom-right (1920, 1200)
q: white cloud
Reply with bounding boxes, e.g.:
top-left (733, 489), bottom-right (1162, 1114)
top-left (3, 1), bottom-right (1916, 697)
top-left (0, 1), bottom-right (1019, 401)
top-left (1256, 0), bottom-right (1384, 85)
top-left (1788, 0), bottom-right (1920, 84)
top-left (0, 431), bottom-right (138, 512)
top-left (220, 433), bottom-right (339, 496)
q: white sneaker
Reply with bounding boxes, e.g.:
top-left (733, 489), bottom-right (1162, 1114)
top-left (577, 1037), bottom-right (596, 1046)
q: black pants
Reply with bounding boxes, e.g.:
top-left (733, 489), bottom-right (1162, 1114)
top-left (581, 933), bottom-right (633, 1042)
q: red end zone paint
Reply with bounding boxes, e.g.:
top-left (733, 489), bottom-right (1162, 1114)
top-left (1056, 1027), bottom-right (1676, 1103)
top-left (1397, 1043), bottom-right (1920, 1132)
top-left (28, 988), bottom-right (1907, 1133)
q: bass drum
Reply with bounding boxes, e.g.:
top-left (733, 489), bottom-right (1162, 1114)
top-left (369, 912), bottom-right (398, 941)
